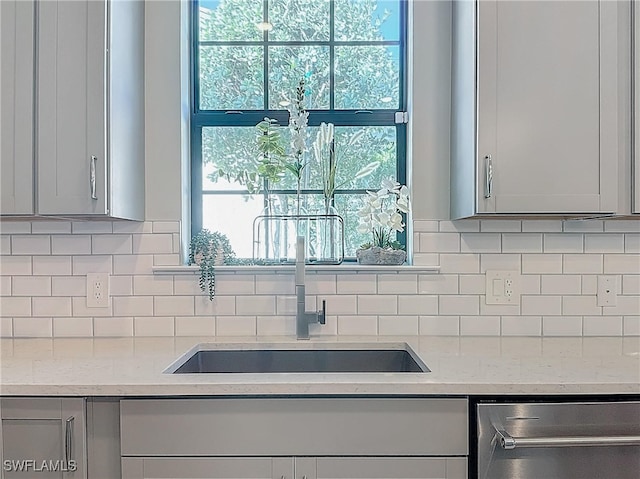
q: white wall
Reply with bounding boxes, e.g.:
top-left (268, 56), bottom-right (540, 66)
top-left (0, 0), bottom-right (638, 338)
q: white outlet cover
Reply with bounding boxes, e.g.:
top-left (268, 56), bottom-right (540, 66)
top-left (87, 272), bottom-right (110, 308)
top-left (597, 275), bottom-right (618, 307)
top-left (485, 270), bottom-right (521, 305)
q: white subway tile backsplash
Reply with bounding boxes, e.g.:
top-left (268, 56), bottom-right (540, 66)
top-left (583, 316), bottom-right (623, 336)
top-left (623, 316), bottom-right (640, 336)
top-left (479, 302), bottom-right (521, 316)
top-left (501, 316), bottom-right (541, 336)
top-left (216, 316), bottom-right (256, 336)
top-left (13, 317), bottom-right (52, 337)
top-left (521, 295), bottom-right (562, 316)
top-left (0, 222), bottom-right (31, 234)
top-left (413, 220), bottom-right (439, 232)
top-left (93, 317), bottom-right (134, 337)
top-left (0, 317), bottom-right (13, 337)
top-left (32, 297), bottom-right (72, 317)
top-left (459, 275), bottom-right (485, 294)
top-left (174, 275), bottom-right (204, 295)
top-left (72, 297), bottom-right (113, 317)
top-left (563, 254), bottom-right (602, 274)
top-left (563, 220), bottom-right (603, 233)
top-left (110, 275), bottom-right (133, 296)
top-left (132, 233), bottom-right (173, 254)
top-left (175, 316), bottom-right (215, 336)
top-left (439, 254), bottom-right (480, 273)
top-left (113, 254), bottom-right (154, 274)
top-left (522, 254), bottom-right (562, 274)
top-left (584, 234), bottom-right (624, 253)
top-left (541, 275), bottom-right (581, 295)
top-left (256, 316), bottom-right (295, 336)
top-left (134, 317), bottom-right (175, 336)
top-left (255, 275), bottom-right (294, 295)
top-left (439, 219), bottom-right (480, 232)
top-left (460, 316), bottom-right (501, 335)
top-left (520, 275), bottom-right (541, 294)
top-left (480, 254), bottom-right (521, 272)
top-left (480, 220), bottom-right (521, 232)
top-left (154, 296), bottom-right (194, 316)
top-left (215, 275), bottom-right (255, 295)
top-left (113, 296), bottom-right (154, 317)
top-left (12, 277), bottom-right (51, 296)
top-left (195, 295), bottom-right (236, 316)
top-left (603, 220), bottom-right (640, 233)
top-left (582, 275), bottom-right (598, 295)
top-left (377, 274), bottom-right (418, 294)
top-left (152, 221), bottom-right (181, 233)
top-left (72, 222), bottom-right (113, 234)
top-left (153, 254), bottom-right (181, 266)
top-left (236, 296), bottom-right (275, 315)
top-left (543, 316), bottom-right (583, 336)
top-left (419, 232), bottom-right (460, 252)
top-left (439, 295), bottom-right (479, 315)
top-left (502, 233), bottom-right (542, 253)
top-left (378, 315), bottom-right (418, 335)
top-left (412, 253), bottom-right (440, 266)
top-left (33, 256), bottom-right (72, 276)
top-left (0, 297), bottom-right (31, 316)
top-left (397, 295), bottom-right (438, 315)
top-left (0, 277), bottom-right (11, 296)
top-left (622, 275), bottom-right (640, 295)
top-left (307, 275), bottom-right (337, 295)
top-left (73, 255), bottom-right (113, 275)
top-left (461, 233), bottom-right (501, 253)
top-left (419, 274), bottom-right (458, 294)
top-left (522, 220), bottom-right (563, 233)
top-left (602, 296), bottom-right (640, 316)
top-left (31, 221), bottom-right (72, 234)
top-left (133, 275), bottom-right (173, 296)
top-left (562, 296), bottom-right (601, 316)
top-left (52, 235), bottom-right (92, 255)
top-left (357, 295), bottom-right (397, 315)
top-left (53, 317), bottom-right (93, 337)
top-left (337, 315), bottom-right (377, 335)
top-left (543, 234), bottom-right (583, 253)
top-left (604, 254), bottom-right (640, 274)
top-left (1, 236), bottom-right (10, 255)
top-left (92, 235), bottom-right (133, 255)
top-left (336, 274), bottom-right (377, 294)
top-left (317, 295), bottom-right (357, 315)
top-left (419, 315), bottom-right (459, 335)
top-left (625, 234), bottom-right (640, 253)
top-left (113, 221), bottom-right (152, 234)
top-left (11, 235), bottom-right (50, 255)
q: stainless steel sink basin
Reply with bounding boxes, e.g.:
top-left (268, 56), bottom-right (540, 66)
top-left (165, 343), bottom-right (429, 374)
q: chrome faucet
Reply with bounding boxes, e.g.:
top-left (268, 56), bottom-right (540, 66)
top-left (296, 236), bottom-right (326, 339)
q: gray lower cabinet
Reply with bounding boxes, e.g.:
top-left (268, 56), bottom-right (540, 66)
top-left (121, 456), bottom-right (466, 479)
top-left (120, 398), bottom-right (468, 479)
top-left (451, 0), bottom-right (624, 217)
top-left (0, 398), bottom-right (87, 478)
top-left (0, 0), bottom-right (144, 219)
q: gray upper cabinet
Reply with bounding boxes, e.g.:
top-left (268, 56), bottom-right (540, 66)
top-left (1, 0), bottom-right (144, 220)
top-left (1, 398), bottom-right (87, 478)
top-left (451, 0), bottom-right (622, 218)
top-left (0, 0), bottom-right (35, 215)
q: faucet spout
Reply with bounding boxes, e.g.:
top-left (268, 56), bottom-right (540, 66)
top-left (295, 236), bottom-right (326, 340)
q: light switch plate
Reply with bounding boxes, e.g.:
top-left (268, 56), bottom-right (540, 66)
top-left (485, 271), bottom-right (520, 305)
top-left (597, 275), bottom-right (618, 307)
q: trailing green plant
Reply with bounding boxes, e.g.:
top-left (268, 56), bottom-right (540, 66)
top-left (188, 229), bottom-right (235, 300)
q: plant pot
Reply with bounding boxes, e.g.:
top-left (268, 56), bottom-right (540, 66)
top-left (356, 246), bottom-right (406, 265)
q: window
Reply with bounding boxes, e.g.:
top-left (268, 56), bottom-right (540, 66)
top-left (191, 0), bottom-right (407, 259)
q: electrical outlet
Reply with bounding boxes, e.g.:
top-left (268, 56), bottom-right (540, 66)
top-left (87, 273), bottom-right (109, 308)
top-left (486, 271), bottom-right (521, 305)
top-left (597, 275), bottom-right (618, 307)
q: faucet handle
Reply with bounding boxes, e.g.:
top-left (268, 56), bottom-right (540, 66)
top-left (318, 300), bottom-right (326, 325)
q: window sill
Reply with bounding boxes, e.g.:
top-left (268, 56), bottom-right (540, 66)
top-left (152, 264), bottom-right (440, 275)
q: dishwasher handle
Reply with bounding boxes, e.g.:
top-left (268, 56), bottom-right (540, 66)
top-left (495, 428), bottom-right (640, 450)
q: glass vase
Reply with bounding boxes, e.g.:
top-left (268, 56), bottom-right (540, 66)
top-left (309, 198), bottom-right (344, 264)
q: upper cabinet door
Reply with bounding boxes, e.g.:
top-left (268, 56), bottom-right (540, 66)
top-left (0, 0), bottom-right (35, 215)
top-left (36, 0), bottom-right (108, 216)
top-left (476, 0), bottom-right (619, 215)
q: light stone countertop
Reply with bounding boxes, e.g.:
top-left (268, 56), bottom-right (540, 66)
top-left (1, 336), bottom-right (639, 397)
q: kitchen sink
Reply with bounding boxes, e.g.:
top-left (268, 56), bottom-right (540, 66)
top-left (165, 343), bottom-right (429, 374)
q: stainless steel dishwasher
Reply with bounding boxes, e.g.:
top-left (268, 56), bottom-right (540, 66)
top-left (477, 401), bottom-right (640, 479)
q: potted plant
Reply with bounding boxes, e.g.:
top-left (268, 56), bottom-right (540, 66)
top-left (356, 179), bottom-right (410, 265)
top-left (188, 229), bottom-right (235, 300)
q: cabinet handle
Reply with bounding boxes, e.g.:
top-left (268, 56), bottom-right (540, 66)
top-left (484, 154), bottom-right (493, 199)
top-left (64, 416), bottom-right (74, 464)
top-left (90, 156), bottom-right (98, 200)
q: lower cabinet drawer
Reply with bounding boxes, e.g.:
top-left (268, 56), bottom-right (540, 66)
top-left (120, 398), bottom-right (468, 456)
